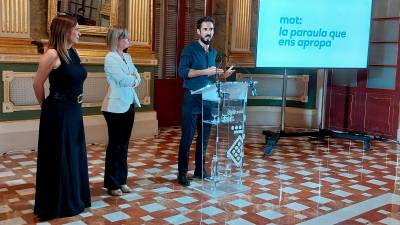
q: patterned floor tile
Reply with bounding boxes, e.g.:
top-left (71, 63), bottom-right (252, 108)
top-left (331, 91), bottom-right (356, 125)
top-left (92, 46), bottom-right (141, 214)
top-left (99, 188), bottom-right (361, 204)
top-left (0, 126), bottom-right (398, 224)
top-left (257, 209), bottom-right (284, 220)
top-left (164, 214), bottom-right (192, 224)
top-left (102, 211), bottom-right (130, 222)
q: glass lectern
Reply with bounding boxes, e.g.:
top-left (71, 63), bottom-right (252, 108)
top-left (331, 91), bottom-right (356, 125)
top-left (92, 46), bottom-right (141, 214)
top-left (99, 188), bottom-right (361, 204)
top-left (191, 81), bottom-right (250, 197)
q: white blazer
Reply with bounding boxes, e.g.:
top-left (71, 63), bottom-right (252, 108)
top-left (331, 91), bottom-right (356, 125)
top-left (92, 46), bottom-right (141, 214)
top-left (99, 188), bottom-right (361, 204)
top-left (101, 52), bottom-right (141, 113)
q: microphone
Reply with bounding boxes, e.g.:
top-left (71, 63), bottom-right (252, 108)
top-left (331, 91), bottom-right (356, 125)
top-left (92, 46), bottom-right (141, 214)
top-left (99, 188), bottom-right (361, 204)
top-left (215, 51), bottom-right (226, 98)
top-left (216, 51), bottom-right (226, 70)
top-left (249, 77), bottom-right (257, 96)
top-left (241, 67), bottom-right (257, 96)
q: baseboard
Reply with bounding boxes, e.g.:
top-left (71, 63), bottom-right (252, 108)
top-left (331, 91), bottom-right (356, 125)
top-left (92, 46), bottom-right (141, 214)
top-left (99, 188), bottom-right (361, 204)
top-left (247, 106), bottom-right (318, 129)
top-left (397, 128), bottom-right (400, 143)
top-left (0, 111), bottom-right (158, 154)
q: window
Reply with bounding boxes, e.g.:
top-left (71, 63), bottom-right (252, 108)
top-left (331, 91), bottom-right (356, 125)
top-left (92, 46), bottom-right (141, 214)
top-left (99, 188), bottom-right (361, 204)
top-left (154, 0), bottom-right (205, 79)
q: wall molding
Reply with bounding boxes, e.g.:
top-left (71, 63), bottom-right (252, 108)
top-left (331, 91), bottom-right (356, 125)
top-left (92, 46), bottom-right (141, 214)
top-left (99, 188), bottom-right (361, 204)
top-left (0, 53), bottom-right (158, 65)
top-left (237, 73), bottom-right (310, 103)
top-left (2, 71), bottom-right (152, 113)
top-left (127, 0), bottom-right (153, 47)
top-left (0, 38), bottom-right (158, 65)
top-left (0, 0), bottom-right (30, 38)
top-left (228, 51), bottom-right (255, 67)
top-left (230, 0), bottom-right (252, 52)
top-left (227, 0), bottom-right (255, 67)
top-left (126, 0), bottom-right (155, 62)
top-left (0, 37), bottom-right (37, 56)
top-left (247, 106), bottom-right (319, 129)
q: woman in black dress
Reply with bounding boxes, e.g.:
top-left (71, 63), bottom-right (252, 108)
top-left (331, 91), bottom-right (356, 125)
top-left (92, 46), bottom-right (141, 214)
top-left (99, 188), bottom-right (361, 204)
top-left (32, 15), bottom-right (91, 220)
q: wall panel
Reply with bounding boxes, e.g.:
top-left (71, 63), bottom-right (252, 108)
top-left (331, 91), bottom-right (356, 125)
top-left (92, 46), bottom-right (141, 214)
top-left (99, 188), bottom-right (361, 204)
top-left (0, 0), bottom-right (30, 38)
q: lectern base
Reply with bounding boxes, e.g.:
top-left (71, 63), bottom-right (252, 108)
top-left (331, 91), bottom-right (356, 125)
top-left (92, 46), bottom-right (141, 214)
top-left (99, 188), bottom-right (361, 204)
top-left (262, 129), bottom-right (371, 155)
top-left (190, 180), bottom-right (250, 198)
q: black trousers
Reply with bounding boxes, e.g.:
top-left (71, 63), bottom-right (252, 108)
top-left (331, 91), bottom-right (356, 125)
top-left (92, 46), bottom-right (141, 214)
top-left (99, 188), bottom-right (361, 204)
top-left (103, 104), bottom-right (135, 190)
top-left (178, 89), bottom-right (211, 174)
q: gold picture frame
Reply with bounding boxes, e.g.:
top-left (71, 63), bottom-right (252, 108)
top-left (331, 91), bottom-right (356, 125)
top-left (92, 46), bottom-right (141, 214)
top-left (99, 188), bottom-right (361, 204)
top-left (47, 0), bottom-right (118, 36)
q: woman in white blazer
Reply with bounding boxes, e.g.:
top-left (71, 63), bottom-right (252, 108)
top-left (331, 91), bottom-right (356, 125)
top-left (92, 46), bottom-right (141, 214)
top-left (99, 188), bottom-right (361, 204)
top-left (101, 27), bottom-right (141, 196)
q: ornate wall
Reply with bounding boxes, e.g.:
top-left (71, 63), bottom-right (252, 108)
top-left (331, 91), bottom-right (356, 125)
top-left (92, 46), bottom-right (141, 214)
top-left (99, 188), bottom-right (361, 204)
top-left (0, 0), bottom-right (157, 121)
top-left (0, 0), bottom-right (158, 152)
top-left (30, 0), bottom-right (48, 40)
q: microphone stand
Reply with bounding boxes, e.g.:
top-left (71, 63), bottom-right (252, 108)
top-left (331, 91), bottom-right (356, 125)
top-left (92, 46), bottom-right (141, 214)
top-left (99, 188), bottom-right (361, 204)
top-left (211, 53), bottom-right (224, 183)
top-left (215, 54), bottom-right (225, 98)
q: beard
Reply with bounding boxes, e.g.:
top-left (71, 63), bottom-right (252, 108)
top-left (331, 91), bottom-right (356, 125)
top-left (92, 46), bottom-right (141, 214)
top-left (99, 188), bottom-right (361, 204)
top-left (200, 35), bottom-right (212, 45)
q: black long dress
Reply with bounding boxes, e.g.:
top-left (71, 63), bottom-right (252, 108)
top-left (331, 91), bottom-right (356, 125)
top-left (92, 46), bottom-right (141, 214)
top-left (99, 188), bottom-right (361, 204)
top-left (34, 48), bottom-right (91, 220)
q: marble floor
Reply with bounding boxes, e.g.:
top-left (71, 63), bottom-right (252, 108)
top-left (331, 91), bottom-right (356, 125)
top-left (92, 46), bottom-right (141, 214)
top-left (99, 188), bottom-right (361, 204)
top-left (0, 126), bottom-right (399, 225)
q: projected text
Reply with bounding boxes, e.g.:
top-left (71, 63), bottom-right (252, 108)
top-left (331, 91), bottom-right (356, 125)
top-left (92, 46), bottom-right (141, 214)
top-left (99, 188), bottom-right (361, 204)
top-left (278, 17), bottom-right (347, 49)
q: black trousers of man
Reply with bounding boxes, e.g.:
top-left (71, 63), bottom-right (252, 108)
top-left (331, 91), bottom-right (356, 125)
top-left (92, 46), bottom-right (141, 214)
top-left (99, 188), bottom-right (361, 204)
top-left (102, 104), bottom-right (135, 190)
top-left (178, 89), bottom-right (212, 177)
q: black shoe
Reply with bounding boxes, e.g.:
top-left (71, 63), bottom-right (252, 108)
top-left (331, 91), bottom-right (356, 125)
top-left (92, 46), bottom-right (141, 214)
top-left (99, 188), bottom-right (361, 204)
top-left (177, 173), bottom-right (190, 186)
top-left (193, 170), bottom-right (210, 179)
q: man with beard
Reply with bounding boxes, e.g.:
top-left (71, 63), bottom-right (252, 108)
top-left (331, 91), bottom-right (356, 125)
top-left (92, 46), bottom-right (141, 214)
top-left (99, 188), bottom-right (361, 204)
top-left (177, 16), bottom-right (234, 186)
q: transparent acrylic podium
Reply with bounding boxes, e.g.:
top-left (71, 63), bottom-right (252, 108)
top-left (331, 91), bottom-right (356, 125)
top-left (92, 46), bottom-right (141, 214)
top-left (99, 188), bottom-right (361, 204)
top-left (190, 81), bottom-right (250, 197)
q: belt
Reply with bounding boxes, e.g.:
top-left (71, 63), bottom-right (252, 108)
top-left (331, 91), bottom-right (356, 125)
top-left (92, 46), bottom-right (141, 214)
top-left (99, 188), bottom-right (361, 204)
top-left (48, 92), bottom-right (83, 104)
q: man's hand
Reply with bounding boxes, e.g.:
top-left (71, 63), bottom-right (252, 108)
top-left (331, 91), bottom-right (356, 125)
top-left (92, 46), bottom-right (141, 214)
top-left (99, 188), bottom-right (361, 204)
top-left (221, 65), bottom-right (235, 79)
top-left (204, 66), bottom-right (224, 76)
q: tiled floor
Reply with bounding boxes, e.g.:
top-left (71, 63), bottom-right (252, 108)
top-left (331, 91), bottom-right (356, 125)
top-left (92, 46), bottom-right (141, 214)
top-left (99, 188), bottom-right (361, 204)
top-left (0, 126), bottom-right (399, 224)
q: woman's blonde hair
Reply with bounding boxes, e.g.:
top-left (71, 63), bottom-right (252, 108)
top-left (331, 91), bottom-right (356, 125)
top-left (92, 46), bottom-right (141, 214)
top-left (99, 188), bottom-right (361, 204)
top-left (49, 15), bottom-right (77, 63)
top-left (106, 27), bottom-right (129, 52)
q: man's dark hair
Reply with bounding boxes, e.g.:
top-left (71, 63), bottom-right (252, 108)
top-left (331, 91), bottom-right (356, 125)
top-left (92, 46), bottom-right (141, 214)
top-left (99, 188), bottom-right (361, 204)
top-left (78, 8), bottom-right (85, 12)
top-left (196, 16), bottom-right (215, 29)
